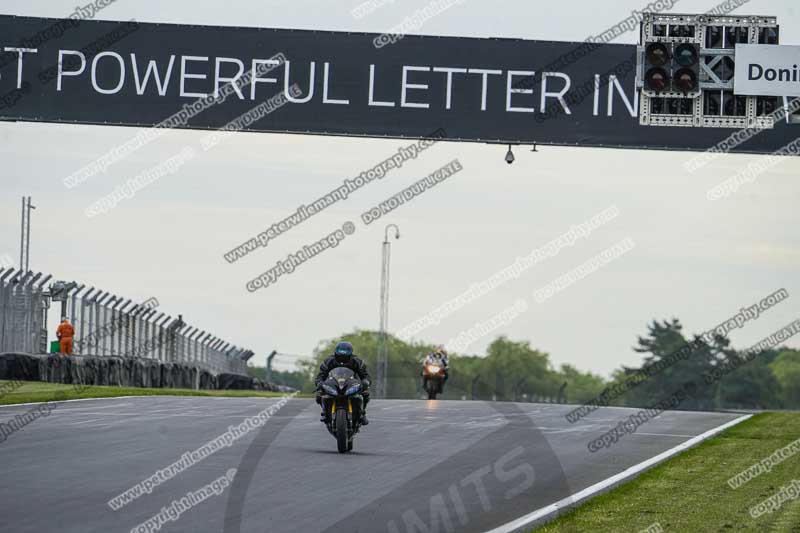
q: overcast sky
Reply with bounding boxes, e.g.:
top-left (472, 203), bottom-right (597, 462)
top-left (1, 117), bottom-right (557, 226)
top-left (0, 0), bottom-right (798, 376)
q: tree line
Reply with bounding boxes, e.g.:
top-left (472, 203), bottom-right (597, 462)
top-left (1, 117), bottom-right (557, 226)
top-left (248, 318), bottom-right (800, 411)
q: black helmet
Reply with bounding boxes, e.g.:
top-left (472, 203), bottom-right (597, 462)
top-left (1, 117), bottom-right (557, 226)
top-left (334, 341), bottom-right (353, 364)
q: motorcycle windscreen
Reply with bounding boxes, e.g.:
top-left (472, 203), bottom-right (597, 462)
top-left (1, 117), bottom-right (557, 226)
top-left (328, 367), bottom-right (355, 380)
top-left (328, 367), bottom-right (355, 390)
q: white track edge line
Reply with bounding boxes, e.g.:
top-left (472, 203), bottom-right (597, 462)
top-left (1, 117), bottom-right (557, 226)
top-left (0, 395), bottom-right (148, 408)
top-left (484, 414), bottom-right (754, 533)
top-left (0, 394), bottom-right (290, 408)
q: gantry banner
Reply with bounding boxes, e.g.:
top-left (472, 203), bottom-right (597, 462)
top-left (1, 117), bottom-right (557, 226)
top-left (0, 15), bottom-right (796, 153)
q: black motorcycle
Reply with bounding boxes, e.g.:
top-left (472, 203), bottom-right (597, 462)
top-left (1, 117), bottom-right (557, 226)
top-left (319, 367), bottom-right (365, 453)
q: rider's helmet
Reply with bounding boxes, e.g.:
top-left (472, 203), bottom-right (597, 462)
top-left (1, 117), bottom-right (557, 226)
top-left (333, 341), bottom-right (354, 364)
top-left (434, 344), bottom-right (447, 357)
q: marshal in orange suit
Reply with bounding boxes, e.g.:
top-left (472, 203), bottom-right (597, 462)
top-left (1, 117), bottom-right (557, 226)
top-left (56, 318), bottom-right (75, 355)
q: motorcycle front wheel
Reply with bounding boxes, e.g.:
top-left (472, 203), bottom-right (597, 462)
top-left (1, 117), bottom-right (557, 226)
top-left (427, 382), bottom-right (437, 400)
top-left (336, 409), bottom-right (349, 453)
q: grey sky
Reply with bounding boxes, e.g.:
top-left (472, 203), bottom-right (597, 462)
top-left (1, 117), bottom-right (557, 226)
top-left (0, 0), bottom-right (798, 375)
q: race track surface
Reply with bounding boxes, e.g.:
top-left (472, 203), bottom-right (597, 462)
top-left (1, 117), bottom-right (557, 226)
top-left (0, 397), bottom-right (742, 533)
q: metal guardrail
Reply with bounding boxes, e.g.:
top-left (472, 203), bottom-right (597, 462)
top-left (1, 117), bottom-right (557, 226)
top-left (0, 267), bottom-right (254, 375)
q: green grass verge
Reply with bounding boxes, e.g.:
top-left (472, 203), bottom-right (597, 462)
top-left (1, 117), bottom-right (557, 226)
top-left (0, 380), bottom-right (302, 405)
top-left (534, 413), bottom-right (800, 532)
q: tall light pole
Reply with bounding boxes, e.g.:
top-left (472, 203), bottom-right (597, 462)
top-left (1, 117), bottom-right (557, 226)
top-left (377, 224), bottom-right (400, 399)
top-left (19, 196), bottom-right (35, 273)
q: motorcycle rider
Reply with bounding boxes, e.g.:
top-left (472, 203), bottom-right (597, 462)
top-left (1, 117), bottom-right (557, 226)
top-left (422, 344), bottom-right (449, 389)
top-left (315, 341), bottom-right (371, 425)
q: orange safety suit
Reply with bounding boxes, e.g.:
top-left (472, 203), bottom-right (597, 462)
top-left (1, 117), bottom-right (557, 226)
top-left (57, 321), bottom-right (75, 355)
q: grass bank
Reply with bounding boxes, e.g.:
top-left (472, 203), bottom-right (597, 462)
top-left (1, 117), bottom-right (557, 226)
top-left (0, 380), bottom-right (297, 406)
top-left (536, 413), bottom-right (800, 532)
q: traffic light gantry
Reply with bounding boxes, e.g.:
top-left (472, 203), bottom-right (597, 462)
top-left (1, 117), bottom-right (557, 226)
top-left (637, 13), bottom-right (787, 129)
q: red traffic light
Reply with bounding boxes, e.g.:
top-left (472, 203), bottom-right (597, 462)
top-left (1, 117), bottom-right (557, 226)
top-left (645, 43), bottom-right (670, 67)
top-left (645, 67), bottom-right (669, 91)
top-left (673, 68), bottom-right (698, 92)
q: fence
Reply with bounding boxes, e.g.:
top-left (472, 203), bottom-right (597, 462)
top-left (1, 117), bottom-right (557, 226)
top-left (0, 269), bottom-right (49, 354)
top-left (0, 267), bottom-right (252, 375)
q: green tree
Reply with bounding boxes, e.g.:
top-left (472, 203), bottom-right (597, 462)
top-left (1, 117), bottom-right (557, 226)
top-left (479, 337), bottom-right (557, 401)
top-left (770, 349), bottom-right (800, 408)
top-left (621, 319), bottom-right (718, 411)
top-left (715, 350), bottom-right (782, 409)
top-left (558, 364), bottom-right (607, 404)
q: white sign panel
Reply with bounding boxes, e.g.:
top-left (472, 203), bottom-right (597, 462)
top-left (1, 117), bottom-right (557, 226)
top-left (735, 44), bottom-right (800, 97)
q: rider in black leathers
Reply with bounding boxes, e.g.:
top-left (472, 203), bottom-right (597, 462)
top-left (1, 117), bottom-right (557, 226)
top-left (315, 341), bottom-right (371, 425)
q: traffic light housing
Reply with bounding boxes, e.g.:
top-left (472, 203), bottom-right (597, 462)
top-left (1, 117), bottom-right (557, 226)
top-left (644, 43), bottom-right (669, 92)
top-left (672, 43), bottom-right (700, 93)
top-left (643, 41), bottom-right (700, 94)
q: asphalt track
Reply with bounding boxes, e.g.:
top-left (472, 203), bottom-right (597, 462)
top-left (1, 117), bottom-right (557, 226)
top-left (0, 396), bottom-right (743, 533)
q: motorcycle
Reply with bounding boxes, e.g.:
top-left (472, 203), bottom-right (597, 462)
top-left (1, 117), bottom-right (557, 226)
top-left (422, 360), bottom-right (445, 400)
top-left (319, 367), bottom-right (365, 453)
